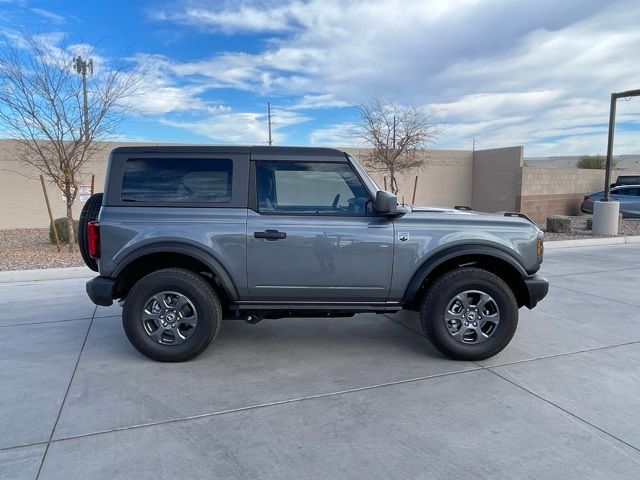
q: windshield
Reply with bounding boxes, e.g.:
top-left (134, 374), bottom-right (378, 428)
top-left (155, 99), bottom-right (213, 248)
top-left (346, 153), bottom-right (381, 195)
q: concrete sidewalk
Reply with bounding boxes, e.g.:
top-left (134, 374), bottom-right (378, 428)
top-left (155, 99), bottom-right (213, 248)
top-left (1, 244), bottom-right (640, 479)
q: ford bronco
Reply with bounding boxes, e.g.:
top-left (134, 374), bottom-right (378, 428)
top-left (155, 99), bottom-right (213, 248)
top-left (81, 146), bottom-right (548, 362)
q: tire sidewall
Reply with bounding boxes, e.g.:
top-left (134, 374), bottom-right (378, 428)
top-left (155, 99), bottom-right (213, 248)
top-left (123, 271), bottom-right (219, 362)
top-left (424, 272), bottom-right (518, 360)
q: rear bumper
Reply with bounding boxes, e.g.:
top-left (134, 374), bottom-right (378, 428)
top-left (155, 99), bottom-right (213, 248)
top-left (523, 274), bottom-right (549, 309)
top-left (86, 276), bottom-right (116, 306)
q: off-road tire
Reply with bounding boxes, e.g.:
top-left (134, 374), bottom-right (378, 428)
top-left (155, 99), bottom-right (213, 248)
top-left (420, 267), bottom-right (518, 361)
top-left (123, 268), bottom-right (222, 362)
top-left (78, 193), bottom-right (103, 272)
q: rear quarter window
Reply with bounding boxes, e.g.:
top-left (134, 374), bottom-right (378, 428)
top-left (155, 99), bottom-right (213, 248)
top-left (121, 158), bottom-right (232, 203)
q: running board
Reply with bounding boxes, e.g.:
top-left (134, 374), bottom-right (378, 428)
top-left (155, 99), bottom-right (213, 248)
top-left (232, 302), bottom-right (401, 313)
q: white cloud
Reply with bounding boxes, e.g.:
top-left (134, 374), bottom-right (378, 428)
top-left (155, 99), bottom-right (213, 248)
top-left (290, 94), bottom-right (350, 110)
top-left (160, 107), bottom-right (309, 144)
top-left (30, 8), bottom-right (65, 23)
top-left (309, 122), bottom-right (359, 147)
top-left (151, 0), bottom-right (640, 153)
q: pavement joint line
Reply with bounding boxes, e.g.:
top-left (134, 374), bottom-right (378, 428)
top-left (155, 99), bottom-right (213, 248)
top-left (8, 340), bottom-right (640, 455)
top-left (480, 339), bottom-right (640, 369)
top-left (549, 284), bottom-right (640, 310)
top-left (484, 367), bottom-right (640, 455)
top-left (381, 313), bottom-right (640, 369)
top-left (3, 313), bottom-right (639, 455)
top-left (0, 316), bottom-right (95, 329)
top-left (544, 266), bottom-right (640, 278)
top-left (382, 313), bottom-right (424, 337)
top-left (35, 305), bottom-right (97, 480)
top-left (39, 367), bottom-right (484, 448)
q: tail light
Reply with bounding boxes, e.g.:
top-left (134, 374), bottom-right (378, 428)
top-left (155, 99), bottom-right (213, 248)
top-left (537, 236), bottom-right (544, 257)
top-left (87, 221), bottom-right (100, 259)
top-left (583, 194), bottom-right (590, 201)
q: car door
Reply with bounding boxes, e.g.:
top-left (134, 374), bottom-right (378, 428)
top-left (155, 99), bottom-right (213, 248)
top-left (246, 159), bottom-right (394, 302)
top-left (614, 187), bottom-right (640, 217)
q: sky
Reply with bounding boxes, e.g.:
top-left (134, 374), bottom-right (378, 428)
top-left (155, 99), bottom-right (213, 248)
top-left (1, 0), bottom-right (640, 155)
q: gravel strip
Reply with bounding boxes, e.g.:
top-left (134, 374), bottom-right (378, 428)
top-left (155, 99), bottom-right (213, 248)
top-left (0, 228), bottom-right (84, 271)
top-left (538, 215), bottom-right (640, 241)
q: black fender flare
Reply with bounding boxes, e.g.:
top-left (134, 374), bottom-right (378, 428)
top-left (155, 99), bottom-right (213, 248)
top-left (112, 241), bottom-right (239, 301)
top-left (402, 244), bottom-right (527, 305)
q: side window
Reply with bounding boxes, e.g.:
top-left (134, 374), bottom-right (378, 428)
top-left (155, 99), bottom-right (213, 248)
top-left (256, 162), bottom-right (371, 215)
top-left (122, 158), bottom-right (233, 203)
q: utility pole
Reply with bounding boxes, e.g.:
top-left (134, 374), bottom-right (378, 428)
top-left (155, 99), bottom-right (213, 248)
top-left (267, 102), bottom-right (273, 146)
top-left (73, 56), bottom-right (93, 141)
top-left (392, 115), bottom-right (396, 149)
top-left (472, 138), bottom-right (476, 151)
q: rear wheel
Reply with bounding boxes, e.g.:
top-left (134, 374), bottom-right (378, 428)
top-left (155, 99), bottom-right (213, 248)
top-left (123, 268), bottom-right (222, 362)
top-left (420, 267), bottom-right (518, 361)
top-left (78, 193), bottom-right (103, 272)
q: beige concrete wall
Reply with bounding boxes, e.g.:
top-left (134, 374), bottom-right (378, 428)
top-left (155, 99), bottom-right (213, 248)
top-left (518, 167), bottom-right (637, 221)
top-left (471, 146), bottom-right (523, 212)
top-left (0, 140), bottom-right (150, 229)
top-left (345, 148), bottom-right (474, 207)
top-left (0, 141), bottom-right (476, 229)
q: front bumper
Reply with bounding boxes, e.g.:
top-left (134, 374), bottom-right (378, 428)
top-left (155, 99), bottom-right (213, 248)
top-left (86, 276), bottom-right (116, 306)
top-left (523, 273), bottom-right (549, 309)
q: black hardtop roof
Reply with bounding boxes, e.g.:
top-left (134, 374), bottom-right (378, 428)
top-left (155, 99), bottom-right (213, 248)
top-left (110, 145), bottom-right (347, 158)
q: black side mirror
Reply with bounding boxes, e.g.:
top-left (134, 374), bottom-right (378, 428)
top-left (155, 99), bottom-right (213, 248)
top-left (375, 190), bottom-right (397, 214)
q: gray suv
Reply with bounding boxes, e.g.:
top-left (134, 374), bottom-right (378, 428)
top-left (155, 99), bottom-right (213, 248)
top-left (82, 146), bottom-right (548, 362)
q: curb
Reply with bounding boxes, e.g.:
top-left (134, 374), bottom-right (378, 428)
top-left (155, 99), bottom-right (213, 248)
top-left (0, 266), bottom-right (93, 283)
top-left (545, 235), bottom-right (640, 249)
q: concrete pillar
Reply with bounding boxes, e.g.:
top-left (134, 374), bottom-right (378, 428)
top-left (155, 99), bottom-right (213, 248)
top-left (592, 201), bottom-right (620, 235)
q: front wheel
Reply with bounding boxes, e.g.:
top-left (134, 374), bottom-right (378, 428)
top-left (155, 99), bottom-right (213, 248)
top-left (123, 268), bottom-right (222, 362)
top-left (420, 267), bottom-right (518, 361)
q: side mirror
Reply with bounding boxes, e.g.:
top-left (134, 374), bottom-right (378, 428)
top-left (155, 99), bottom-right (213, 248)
top-left (375, 190), bottom-right (397, 214)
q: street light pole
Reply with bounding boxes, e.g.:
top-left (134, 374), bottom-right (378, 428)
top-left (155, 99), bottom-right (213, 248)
top-left (73, 56), bottom-right (93, 142)
top-left (593, 88), bottom-right (640, 235)
top-left (603, 88), bottom-right (640, 201)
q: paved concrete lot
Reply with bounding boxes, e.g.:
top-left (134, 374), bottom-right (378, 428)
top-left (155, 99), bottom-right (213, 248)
top-left (2, 244), bottom-right (640, 479)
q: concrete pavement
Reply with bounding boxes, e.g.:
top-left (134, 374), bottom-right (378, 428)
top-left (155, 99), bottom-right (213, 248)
top-left (1, 244), bottom-right (640, 479)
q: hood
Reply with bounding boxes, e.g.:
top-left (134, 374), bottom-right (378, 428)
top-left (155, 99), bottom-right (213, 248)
top-left (405, 205), bottom-right (539, 228)
top-left (409, 205), bottom-right (478, 215)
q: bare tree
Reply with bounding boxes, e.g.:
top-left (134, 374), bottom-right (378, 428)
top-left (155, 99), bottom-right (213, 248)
top-left (353, 98), bottom-right (440, 195)
top-left (0, 31), bottom-right (144, 251)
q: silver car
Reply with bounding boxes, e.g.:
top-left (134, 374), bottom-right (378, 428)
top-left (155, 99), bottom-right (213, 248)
top-left (581, 185), bottom-right (640, 218)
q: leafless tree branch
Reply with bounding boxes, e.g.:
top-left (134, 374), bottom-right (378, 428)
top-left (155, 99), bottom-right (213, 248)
top-left (0, 30), bottom-right (144, 251)
top-left (352, 97), bottom-right (441, 195)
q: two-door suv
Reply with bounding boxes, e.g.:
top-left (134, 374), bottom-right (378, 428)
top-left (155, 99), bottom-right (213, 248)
top-left (82, 146), bottom-right (548, 362)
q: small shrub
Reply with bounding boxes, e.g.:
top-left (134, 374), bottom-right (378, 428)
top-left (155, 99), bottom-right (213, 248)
top-left (576, 155), bottom-right (615, 169)
top-left (49, 217), bottom-right (79, 244)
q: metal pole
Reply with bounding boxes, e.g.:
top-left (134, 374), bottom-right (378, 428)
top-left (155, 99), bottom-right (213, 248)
top-left (392, 115), bottom-right (396, 149)
top-left (603, 94), bottom-right (617, 202)
top-left (82, 66), bottom-right (89, 141)
top-left (411, 175), bottom-right (418, 204)
top-left (40, 175), bottom-right (61, 253)
top-left (267, 102), bottom-right (272, 146)
top-left (603, 89), bottom-right (640, 201)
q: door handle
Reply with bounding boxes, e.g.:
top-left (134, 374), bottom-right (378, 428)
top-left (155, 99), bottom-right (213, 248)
top-left (254, 229), bottom-right (287, 240)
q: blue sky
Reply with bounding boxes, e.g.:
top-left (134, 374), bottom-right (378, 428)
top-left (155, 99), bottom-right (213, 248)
top-left (2, 0), bottom-right (640, 155)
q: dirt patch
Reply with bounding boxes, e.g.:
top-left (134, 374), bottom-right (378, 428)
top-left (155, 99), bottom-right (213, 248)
top-left (0, 228), bottom-right (84, 271)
